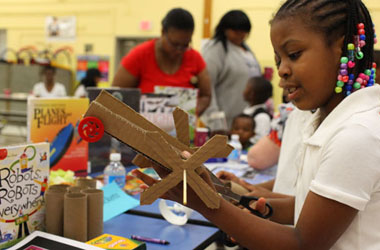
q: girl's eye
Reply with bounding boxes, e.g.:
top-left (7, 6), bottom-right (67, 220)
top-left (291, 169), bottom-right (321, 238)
top-left (289, 51), bottom-right (301, 60)
top-left (275, 55), bottom-right (281, 69)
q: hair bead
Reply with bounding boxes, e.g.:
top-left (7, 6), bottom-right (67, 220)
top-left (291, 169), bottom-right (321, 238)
top-left (355, 51), bottom-right (364, 60)
top-left (337, 80), bottom-right (344, 87)
top-left (335, 86), bottom-right (343, 93)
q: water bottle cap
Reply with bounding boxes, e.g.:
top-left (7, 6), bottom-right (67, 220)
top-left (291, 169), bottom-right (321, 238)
top-left (231, 134), bottom-right (240, 141)
top-left (110, 153), bottom-right (121, 161)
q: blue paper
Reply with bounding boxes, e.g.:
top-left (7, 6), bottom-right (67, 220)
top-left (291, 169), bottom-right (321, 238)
top-left (101, 182), bottom-right (140, 222)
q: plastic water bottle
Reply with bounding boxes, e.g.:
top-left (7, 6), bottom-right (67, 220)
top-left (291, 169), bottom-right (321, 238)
top-left (228, 134), bottom-right (242, 163)
top-left (104, 153), bottom-right (126, 189)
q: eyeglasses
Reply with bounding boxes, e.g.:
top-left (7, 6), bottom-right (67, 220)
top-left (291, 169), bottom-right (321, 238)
top-left (165, 34), bottom-right (191, 51)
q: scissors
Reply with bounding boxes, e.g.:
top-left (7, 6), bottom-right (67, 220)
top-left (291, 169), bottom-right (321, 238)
top-left (207, 168), bottom-right (273, 219)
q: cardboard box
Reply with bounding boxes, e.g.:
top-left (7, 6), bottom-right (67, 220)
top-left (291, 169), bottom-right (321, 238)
top-left (0, 143), bottom-right (49, 249)
top-left (87, 234), bottom-right (146, 250)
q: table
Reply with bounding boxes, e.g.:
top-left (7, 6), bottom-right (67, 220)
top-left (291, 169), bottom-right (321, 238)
top-left (205, 161), bottom-right (277, 185)
top-left (100, 159), bottom-right (277, 249)
top-left (127, 198), bottom-right (212, 226)
top-left (104, 213), bottom-right (220, 250)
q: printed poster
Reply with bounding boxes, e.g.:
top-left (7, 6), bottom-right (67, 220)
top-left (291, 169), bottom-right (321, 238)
top-left (45, 16), bottom-right (76, 42)
top-left (154, 86), bottom-right (198, 142)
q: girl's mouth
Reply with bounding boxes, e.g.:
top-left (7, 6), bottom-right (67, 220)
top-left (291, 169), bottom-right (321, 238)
top-left (288, 87), bottom-right (298, 94)
top-left (287, 87), bottom-right (300, 101)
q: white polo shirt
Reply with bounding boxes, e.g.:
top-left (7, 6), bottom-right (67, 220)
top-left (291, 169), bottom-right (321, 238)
top-left (287, 85), bottom-right (380, 249)
top-left (33, 82), bottom-right (67, 97)
top-left (273, 108), bottom-right (312, 195)
top-left (243, 103), bottom-right (271, 140)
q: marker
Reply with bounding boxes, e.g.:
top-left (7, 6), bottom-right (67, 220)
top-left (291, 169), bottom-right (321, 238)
top-left (131, 235), bottom-right (170, 245)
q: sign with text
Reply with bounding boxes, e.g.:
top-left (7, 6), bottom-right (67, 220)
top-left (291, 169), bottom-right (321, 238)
top-left (101, 182), bottom-right (139, 222)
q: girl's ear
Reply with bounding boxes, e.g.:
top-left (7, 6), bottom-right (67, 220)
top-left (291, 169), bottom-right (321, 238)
top-left (334, 36), bottom-right (345, 57)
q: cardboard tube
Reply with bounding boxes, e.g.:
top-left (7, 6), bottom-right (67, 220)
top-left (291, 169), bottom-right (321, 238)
top-left (44, 184), bottom-right (69, 236)
top-left (226, 181), bottom-right (250, 196)
top-left (64, 192), bottom-right (88, 242)
top-left (68, 186), bottom-right (82, 193)
top-left (76, 177), bottom-right (97, 189)
top-left (48, 184), bottom-right (70, 192)
top-left (81, 189), bottom-right (104, 240)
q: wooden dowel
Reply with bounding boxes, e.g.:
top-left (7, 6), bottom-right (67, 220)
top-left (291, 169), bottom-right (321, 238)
top-left (183, 170), bottom-right (187, 205)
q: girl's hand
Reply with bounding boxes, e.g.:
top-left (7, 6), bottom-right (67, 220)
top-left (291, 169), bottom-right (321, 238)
top-left (244, 185), bottom-right (274, 198)
top-left (250, 197), bottom-right (268, 216)
top-left (216, 170), bottom-right (240, 183)
top-left (227, 197), bottom-right (269, 245)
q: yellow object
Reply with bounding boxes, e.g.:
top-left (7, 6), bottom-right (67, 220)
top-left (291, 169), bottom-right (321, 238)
top-left (86, 234), bottom-right (146, 250)
top-left (49, 169), bottom-right (75, 186)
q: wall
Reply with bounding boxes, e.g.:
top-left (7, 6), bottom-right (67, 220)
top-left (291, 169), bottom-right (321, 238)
top-left (0, 0), bottom-right (380, 104)
top-left (0, 0), bottom-right (204, 85)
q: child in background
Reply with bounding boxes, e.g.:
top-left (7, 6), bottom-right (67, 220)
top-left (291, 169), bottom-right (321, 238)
top-left (32, 65), bottom-right (67, 97)
top-left (230, 114), bottom-right (255, 151)
top-left (134, 0), bottom-right (380, 249)
top-left (242, 76), bottom-right (272, 141)
top-left (74, 68), bottom-right (102, 98)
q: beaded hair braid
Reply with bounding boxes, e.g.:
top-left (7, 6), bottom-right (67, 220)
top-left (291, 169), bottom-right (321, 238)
top-left (272, 0), bottom-right (377, 96)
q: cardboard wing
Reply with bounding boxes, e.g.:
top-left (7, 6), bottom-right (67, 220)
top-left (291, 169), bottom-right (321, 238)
top-left (84, 90), bottom-right (233, 209)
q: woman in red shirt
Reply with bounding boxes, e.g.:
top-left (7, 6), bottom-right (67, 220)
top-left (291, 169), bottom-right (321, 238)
top-left (112, 8), bottom-right (211, 116)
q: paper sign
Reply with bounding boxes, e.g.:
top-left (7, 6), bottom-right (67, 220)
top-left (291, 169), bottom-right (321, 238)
top-left (101, 182), bottom-right (140, 222)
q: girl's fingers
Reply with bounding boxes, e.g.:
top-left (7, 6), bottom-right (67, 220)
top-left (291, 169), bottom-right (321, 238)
top-left (131, 169), bottom-right (158, 186)
top-left (239, 179), bottom-right (255, 191)
top-left (181, 150), bottom-right (192, 159)
top-left (216, 170), bottom-right (231, 180)
top-left (254, 197), bottom-right (267, 215)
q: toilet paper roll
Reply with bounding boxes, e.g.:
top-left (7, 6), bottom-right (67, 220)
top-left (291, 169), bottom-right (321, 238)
top-left (76, 178), bottom-right (97, 189)
top-left (81, 189), bottom-right (104, 240)
top-left (225, 181), bottom-right (250, 196)
top-left (64, 192), bottom-right (88, 242)
top-left (48, 184), bottom-right (70, 192)
top-left (68, 186), bottom-right (82, 193)
top-left (45, 184), bottom-right (69, 236)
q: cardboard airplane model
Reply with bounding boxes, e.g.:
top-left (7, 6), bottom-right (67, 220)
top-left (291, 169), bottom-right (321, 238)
top-left (79, 90), bottom-right (233, 209)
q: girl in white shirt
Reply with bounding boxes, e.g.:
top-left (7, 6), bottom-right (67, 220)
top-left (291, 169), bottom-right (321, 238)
top-left (133, 0), bottom-right (380, 249)
top-left (32, 65), bottom-right (67, 97)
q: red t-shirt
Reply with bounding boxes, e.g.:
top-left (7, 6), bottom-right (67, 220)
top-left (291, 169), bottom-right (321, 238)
top-left (121, 39), bottom-right (206, 93)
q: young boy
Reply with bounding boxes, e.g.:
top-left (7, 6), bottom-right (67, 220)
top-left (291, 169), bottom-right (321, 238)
top-left (242, 76), bottom-right (272, 141)
top-left (230, 114), bottom-right (255, 151)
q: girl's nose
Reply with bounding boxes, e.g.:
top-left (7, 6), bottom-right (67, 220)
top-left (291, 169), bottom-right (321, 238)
top-left (278, 62), bottom-right (291, 79)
